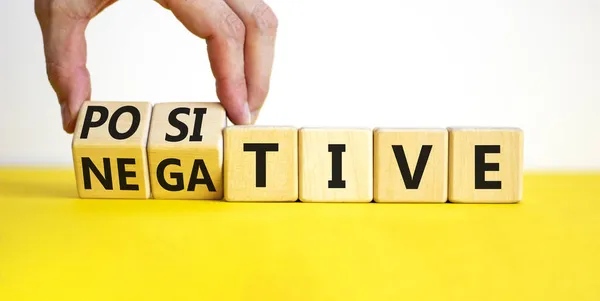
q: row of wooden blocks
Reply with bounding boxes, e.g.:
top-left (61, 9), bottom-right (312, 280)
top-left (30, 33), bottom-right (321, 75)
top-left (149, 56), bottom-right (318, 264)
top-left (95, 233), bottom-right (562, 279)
top-left (71, 101), bottom-right (524, 203)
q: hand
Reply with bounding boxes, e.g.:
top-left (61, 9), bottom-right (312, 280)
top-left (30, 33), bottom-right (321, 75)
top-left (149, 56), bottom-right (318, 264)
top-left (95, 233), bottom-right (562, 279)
top-left (35, 0), bottom-right (278, 133)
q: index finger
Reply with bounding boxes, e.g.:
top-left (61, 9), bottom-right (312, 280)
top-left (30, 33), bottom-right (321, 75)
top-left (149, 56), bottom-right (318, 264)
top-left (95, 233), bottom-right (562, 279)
top-left (158, 0), bottom-right (252, 125)
top-left (35, 0), bottom-right (92, 133)
top-left (225, 0), bottom-right (278, 123)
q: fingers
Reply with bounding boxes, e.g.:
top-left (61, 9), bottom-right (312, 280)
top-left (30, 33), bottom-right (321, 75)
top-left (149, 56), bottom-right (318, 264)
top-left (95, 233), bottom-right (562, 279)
top-left (158, 0), bottom-right (251, 125)
top-left (224, 0), bottom-right (278, 123)
top-left (35, 0), bottom-right (116, 133)
top-left (35, 1), bottom-right (90, 133)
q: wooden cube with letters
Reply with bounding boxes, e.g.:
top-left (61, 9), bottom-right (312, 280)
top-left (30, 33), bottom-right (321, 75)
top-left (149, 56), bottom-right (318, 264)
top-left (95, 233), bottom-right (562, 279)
top-left (299, 128), bottom-right (373, 202)
top-left (448, 127), bottom-right (524, 203)
top-left (374, 128), bottom-right (448, 203)
top-left (72, 101), bottom-right (153, 199)
top-left (223, 126), bottom-right (298, 202)
top-left (147, 102), bottom-right (227, 200)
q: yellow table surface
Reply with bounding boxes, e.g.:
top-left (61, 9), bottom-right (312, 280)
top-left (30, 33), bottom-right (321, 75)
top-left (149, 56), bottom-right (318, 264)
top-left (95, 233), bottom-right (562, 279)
top-left (0, 168), bottom-right (599, 301)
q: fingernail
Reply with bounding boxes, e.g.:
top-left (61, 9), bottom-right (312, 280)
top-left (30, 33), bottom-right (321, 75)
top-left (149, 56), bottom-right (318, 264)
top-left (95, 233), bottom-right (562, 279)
top-left (243, 102), bottom-right (252, 124)
top-left (61, 104), bottom-right (71, 129)
top-left (251, 110), bottom-right (260, 124)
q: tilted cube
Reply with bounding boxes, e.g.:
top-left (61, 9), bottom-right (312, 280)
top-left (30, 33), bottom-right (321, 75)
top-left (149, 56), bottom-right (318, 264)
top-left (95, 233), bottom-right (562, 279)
top-left (72, 101), bottom-right (153, 199)
top-left (147, 102), bottom-right (227, 200)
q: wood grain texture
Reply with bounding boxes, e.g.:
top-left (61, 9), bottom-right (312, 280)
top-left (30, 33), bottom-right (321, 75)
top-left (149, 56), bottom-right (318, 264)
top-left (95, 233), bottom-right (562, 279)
top-left (299, 128), bottom-right (373, 202)
top-left (224, 126), bottom-right (298, 202)
top-left (448, 127), bottom-right (524, 203)
top-left (147, 102), bottom-right (226, 200)
top-left (374, 128), bottom-right (448, 203)
top-left (72, 101), bottom-right (152, 199)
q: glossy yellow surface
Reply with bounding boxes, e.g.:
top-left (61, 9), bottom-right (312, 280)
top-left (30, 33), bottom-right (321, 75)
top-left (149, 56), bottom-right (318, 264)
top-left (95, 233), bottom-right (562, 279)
top-left (1, 168), bottom-right (599, 300)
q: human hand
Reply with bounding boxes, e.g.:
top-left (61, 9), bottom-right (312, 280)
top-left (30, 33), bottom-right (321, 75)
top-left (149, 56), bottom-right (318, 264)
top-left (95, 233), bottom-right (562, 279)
top-left (35, 0), bottom-right (278, 133)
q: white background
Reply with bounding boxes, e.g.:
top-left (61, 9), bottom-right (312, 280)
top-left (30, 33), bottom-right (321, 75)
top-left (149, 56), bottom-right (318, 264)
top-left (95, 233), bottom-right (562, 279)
top-left (1, 0), bottom-right (599, 170)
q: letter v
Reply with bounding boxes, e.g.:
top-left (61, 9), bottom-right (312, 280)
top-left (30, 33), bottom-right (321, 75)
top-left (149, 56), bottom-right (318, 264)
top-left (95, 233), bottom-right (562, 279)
top-left (391, 145), bottom-right (432, 189)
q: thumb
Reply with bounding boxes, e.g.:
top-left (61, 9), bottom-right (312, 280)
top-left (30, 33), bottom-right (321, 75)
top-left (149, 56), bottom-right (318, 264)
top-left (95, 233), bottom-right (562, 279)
top-left (35, 1), bottom-right (92, 133)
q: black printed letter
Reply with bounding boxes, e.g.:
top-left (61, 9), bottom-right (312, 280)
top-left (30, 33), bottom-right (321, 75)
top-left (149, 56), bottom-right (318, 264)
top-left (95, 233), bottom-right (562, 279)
top-left (189, 108), bottom-right (207, 142)
top-left (117, 158), bottom-right (138, 190)
top-left (328, 144), bottom-right (346, 188)
top-left (392, 145), bottom-right (432, 189)
top-left (157, 158), bottom-right (184, 191)
top-left (166, 107), bottom-right (189, 142)
top-left (474, 145), bottom-right (501, 189)
top-left (188, 159), bottom-right (216, 192)
top-left (243, 143), bottom-right (279, 187)
top-left (109, 106), bottom-right (141, 140)
top-left (82, 157), bottom-right (112, 190)
top-left (80, 106), bottom-right (109, 139)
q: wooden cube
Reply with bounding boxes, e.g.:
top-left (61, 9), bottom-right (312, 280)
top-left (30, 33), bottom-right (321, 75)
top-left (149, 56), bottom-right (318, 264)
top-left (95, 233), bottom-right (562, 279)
top-left (72, 101), bottom-right (153, 199)
top-left (223, 126), bottom-right (298, 202)
top-left (374, 128), bottom-right (448, 203)
top-left (147, 102), bottom-right (226, 200)
top-left (299, 128), bottom-right (373, 202)
top-left (448, 127), bottom-right (524, 203)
